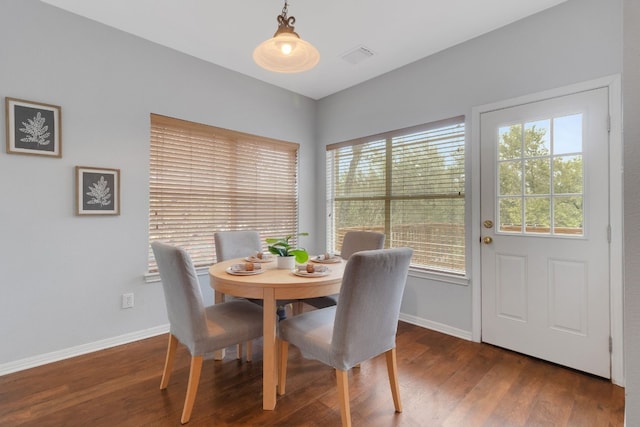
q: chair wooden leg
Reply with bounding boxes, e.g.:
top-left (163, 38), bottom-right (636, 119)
top-left (213, 292), bottom-right (226, 361)
top-left (234, 342), bottom-right (253, 361)
top-left (336, 369), bottom-right (351, 427)
top-left (181, 355), bottom-right (203, 424)
top-left (385, 348), bottom-right (403, 413)
top-left (160, 334), bottom-right (179, 390)
top-left (277, 340), bottom-right (289, 395)
top-left (246, 341), bottom-right (253, 362)
top-left (292, 301), bottom-right (304, 315)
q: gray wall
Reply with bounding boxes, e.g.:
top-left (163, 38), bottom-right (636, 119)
top-left (316, 0), bottom-right (622, 333)
top-left (0, 0), bottom-right (317, 367)
top-left (623, 0), bottom-right (640, 423)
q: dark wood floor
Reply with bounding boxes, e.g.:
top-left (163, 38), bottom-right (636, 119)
top-left (0, 320), bottom-right (624, 426)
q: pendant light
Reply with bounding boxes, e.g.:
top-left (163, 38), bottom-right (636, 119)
top-left (253, 1), bottom-right (320, 73)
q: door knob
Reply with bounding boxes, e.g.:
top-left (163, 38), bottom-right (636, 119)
top-left (483, 220), bottom-right (493, 229)
top-left (482, 236), bottom-right (493, 244)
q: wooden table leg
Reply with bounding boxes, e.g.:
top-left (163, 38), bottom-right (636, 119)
top-left (213, 290), bottom-right (226, 360)
top-left (262, 288), bottom-right (277, 410)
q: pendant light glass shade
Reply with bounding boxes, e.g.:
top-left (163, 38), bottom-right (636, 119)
top-left (253, 1), bottom-right (319, 73)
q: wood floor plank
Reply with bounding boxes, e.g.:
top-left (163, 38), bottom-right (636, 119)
top-left (482, 356), bottom-right (548, 426)
top-left (442, 351), bottom-right (526, 426)
top-left (0, 320), bottom-right (624, 426)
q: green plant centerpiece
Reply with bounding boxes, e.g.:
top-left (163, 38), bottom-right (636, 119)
top-left (266, 233), bottom-right (309, 266)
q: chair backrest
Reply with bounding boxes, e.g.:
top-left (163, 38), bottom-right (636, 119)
top-left (214, 230), bottom-right (262, 262)
top-left (151, 241), bottom-right (207, 353)
top-left (331, 247), bottom-right (413, 370)
top-left (340, 231), bottom-right (386, 260)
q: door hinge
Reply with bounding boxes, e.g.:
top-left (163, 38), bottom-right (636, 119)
top-left (607, 115), bottom-right (611, 133)
top-left (607, 225), bottom-right (612, 243)
top-left (609, 336), bottom-right (613, 353)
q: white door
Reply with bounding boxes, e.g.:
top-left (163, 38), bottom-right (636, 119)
top-left (480, 87), bottom-right (611, 378)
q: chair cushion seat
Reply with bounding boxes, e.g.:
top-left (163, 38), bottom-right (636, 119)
top-left (279, 307), bottom-right (336, 364)
top-left (182, 299), bottom-right (263, 355)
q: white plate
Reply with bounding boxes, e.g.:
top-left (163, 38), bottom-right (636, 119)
top-left (311, 255), bottom-right (341, 264)
top-left (292, 269), bottom-right (330, 278)
top-left (226, 266), bottom-right (265, 276)
top-left (244, 254), bottom-right (274, 263)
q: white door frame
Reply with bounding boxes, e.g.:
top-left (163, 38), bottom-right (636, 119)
top-left (470, 75), bottom-right (624, 386)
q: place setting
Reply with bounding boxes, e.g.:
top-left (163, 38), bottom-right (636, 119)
top-left (309, 252), bottom-right (342, 264)
top-left (226, 261), bottom-right (265, 275)
top-left (292, 263), bottom-right (330, 277)
top-left (244, 251), bottom-right (275, 263)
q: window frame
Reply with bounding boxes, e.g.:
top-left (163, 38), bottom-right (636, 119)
top-left (326, 115), bottom-right (467, 276)
top-left (147, 113), bottom-right (301, 274)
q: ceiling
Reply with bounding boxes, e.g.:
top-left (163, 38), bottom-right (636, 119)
top-left (41, 0), bottom-right (568, 100)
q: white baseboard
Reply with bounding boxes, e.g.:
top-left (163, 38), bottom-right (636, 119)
top-left (2, 316), bottom-right (468, 377)
top-left (399, 313), bottom-right (472, 341)
top-left (0, 324), bottom-right (169, 376)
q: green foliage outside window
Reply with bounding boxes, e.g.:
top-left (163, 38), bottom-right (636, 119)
top-left (328, 118), bottom-right (466, 274)
top-left (498, 116), bottom-right (584, 235)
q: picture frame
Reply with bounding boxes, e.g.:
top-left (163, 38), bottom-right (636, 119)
top-left (5, 97), bottom-right (62, 157)
top-left (76, 166), bottom-right (120, 216)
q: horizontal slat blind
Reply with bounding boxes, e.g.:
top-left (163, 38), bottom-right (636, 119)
top-left (333, 139), bottom-right (387, 199)
top-left (327, 116), bottom-right (466, 274)
top-left (149, 114), bottom-right (299, 270)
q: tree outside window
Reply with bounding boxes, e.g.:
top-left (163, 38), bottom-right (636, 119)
top-left (327, 117), bottom-right (466, 274)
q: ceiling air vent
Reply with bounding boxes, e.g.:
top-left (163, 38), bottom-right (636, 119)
top-left (341, 45), bottom-right (375, 65)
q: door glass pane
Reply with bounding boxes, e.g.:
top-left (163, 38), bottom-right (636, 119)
top-left (499, 197), bottom-right (522, 232)
top-left (498, 124), bottom-right (522, 160)
top-left (524, 120), bottom-right (550, 157)
top-left (553, 114), bottom-right (584, 236)
top-left (553, 155), bottom-right (583, 194)
top-left (525, 197), bottom-right (550, 234)
top-left (553, 114), bottom-right (582, 154)
top-left (498, 124), bottom-right (523, 232)
top-left (554, 196), bottom-right (583, 235)
top-left (499, 160), bottom-right (521, 195)
top-left (525, 158), bottom-right (550, 195)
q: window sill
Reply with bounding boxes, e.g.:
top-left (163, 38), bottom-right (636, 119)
top-left (408, 268), bottom-right (469, 286)
top-left (144, 271), bottom-right (160, 283)
top-left (144, 266), bottom-right (211, 283)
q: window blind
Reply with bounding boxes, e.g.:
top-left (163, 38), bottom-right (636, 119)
top-left (149, 114), bottom-right (299, 271)
top-left (326, 116), bottom-right (466, 274)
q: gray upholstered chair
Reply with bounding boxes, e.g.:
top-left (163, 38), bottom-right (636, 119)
top-left (340, 230), bottom-right (386, 260)
top-left (152, 241), bottom-right (263, 424)
top-left (278, 247), bottom-right (413, 427)
top-left (304, 230), bottom-right (386, 309)
top-left (213, 230), bottom-right (264, 359)
top-left (214, 230), bottom-right (263, 262)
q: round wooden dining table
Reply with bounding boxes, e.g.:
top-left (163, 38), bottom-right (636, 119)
top-left (209, 257), bottom-right (346, 410)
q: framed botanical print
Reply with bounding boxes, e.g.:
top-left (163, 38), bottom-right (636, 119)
top-left (5, 97), bottom-right (62, 157)
top-left (76, 166), bottom-right (120, 216)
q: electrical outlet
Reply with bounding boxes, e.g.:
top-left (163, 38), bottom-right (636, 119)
top-left (122, 293), bottom-right (134, 309)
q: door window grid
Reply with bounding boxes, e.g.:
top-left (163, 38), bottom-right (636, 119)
top-left (497, 114), bottom-right (584, 236)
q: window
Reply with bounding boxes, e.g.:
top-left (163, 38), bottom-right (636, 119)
top-left (149, 114), bottom-right (299, 271)
top-left (326, 116), bottom-right (466, 274)
top-left (497, 114), bottom-right (584, 236)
